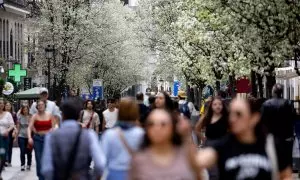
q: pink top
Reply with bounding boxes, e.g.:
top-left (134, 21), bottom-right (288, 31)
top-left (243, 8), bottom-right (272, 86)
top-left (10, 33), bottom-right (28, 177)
top-left (130, 147), bottom-right (196, 180)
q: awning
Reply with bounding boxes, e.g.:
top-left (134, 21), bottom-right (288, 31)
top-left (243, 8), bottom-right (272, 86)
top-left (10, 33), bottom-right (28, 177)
top-left (276, 71), bottom-right (299, 79)
top-left (15, 87), bottom-right (41, 99)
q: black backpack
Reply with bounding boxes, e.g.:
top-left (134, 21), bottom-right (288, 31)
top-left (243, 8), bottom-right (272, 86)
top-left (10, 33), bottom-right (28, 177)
top-left (179, 102), bottom-right (191, 119)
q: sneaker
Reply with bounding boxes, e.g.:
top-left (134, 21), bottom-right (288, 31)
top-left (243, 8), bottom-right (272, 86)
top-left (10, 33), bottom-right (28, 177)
top-left (21, 165), bottom-right (25, 171)
top-left (26, 165), bottom-right (31, 171)
top-left (7, 163), bottom-right (12, 167)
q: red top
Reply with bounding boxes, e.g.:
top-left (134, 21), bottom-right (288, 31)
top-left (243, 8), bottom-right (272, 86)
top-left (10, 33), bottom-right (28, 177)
top-left (34, 120), bottom-right (52, 132)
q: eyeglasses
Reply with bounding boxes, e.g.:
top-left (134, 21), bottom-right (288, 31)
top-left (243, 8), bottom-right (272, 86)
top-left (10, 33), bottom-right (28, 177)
top-left (146, 120), bottom-right (171, 128)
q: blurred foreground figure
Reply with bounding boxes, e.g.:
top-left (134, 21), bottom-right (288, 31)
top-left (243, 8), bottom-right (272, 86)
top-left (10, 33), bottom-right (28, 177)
top-left (261, 83), bottom-right (296, 171)
top-left (129, 109), bottom-right (204, 180)
top-left (101, 98), bottom-right (144, 180)
top-left (41, 99), bottom-right (105, 180)
top-left (197, 97), bottom-right (293, 180)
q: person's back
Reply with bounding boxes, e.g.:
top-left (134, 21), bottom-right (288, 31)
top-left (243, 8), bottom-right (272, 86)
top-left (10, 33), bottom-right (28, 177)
top-left (261, 98), bottom-right (295, 139)
top-left (102, 127), bottom-right (144, 169)
top-left (50, 125), bottom-right (94, 179)
top-left (41, 99), bottom-right (104, 180)
top-left (101, 98), bottom-right (144, 180)
top-left (260, 83), bottom-right (296, 172)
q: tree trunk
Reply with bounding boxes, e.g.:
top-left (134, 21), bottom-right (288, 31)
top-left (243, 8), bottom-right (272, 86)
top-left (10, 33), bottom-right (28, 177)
top-left (251, 70), bottom-right (257, 97)
top-left (257, 73), bottom-right (264, 98)
top-left (229, 75), bottom-right (235, 97)
top-left (266, 75), bottom-right (276, 98)
top-left (216, 80), bottom-right (221, 92)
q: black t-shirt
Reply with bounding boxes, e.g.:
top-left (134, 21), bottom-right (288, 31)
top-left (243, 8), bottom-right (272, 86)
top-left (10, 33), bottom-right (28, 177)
top-left (205, 116), bottom-right (228, 140)
top-left (212, 135), bottom-right (273, 180)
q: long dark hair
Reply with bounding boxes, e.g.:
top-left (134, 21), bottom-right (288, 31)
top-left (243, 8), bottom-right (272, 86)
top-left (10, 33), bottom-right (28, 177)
top-left (198, 96), bottom-right (228, 131)
top-left (84, 100), bottom-right (95, 110)
top-left (158, 91), bottom-right (174, 111)
top-left (245, 96), bottom-right (266, 140)
top-left (141, 109), bottom-right (182, 149)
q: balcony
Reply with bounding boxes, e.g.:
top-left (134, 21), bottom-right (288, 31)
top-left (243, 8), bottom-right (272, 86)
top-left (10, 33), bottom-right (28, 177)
top-left (4, 0), bottom-right (27, 9)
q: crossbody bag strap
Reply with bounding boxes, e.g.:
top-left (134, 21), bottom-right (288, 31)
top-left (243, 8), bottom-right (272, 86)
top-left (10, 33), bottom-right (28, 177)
top-left (65, 127), bottom-right (82, 179)
top-left (86, 112), bottom-right (94, 129)
top-left (117, 128), bottom-right (134, 156)
top-left (265, 134), bottom-right (279, 180)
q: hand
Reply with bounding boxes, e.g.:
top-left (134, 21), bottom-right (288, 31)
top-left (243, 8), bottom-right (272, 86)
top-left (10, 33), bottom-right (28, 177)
top-left (12, 130), bottom-right (18, 138)
top-left (28, 138), bottom-right (34, 146)
top-left (81, 123), bottom-right (87, 128)
top-left (13, 137), bottom-right (17, 143)
top-left (3, 130), bottom-right (9, 137)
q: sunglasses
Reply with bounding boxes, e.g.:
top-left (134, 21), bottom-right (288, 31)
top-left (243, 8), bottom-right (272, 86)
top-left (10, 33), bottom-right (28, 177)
top-left (146, 120), bottom-right (171, 128)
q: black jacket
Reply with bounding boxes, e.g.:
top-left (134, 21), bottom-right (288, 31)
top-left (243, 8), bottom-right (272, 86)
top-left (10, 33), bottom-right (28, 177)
top-left (261, 98), bottom-right (296, 139)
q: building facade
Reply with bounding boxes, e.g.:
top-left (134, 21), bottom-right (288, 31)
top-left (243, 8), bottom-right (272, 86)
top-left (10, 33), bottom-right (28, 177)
top-left (0, 0), bottom-right (29, 70)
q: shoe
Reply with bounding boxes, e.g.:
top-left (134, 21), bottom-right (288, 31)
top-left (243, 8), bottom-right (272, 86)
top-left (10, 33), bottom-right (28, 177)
top-left (26, 165), bottom-right (31, 171)
top-left (7, 163), bottom-right (12, 167)
top-left (21, 165), bottom-right (25, 171)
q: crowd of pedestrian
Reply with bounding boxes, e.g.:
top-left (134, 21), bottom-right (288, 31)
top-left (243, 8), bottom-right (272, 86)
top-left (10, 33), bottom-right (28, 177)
top-left (0, 83), bottom-right (298, 180)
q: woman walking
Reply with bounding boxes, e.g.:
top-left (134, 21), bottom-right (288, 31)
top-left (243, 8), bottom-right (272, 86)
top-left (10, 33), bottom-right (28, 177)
top-left (0, 99), bottom-right (14, 179)
top-left (195, 96), bottom-right (228, 180)
top-left (197, 96), bottom-right (293, 180)
top-left (129, 109), bottom-right (203, 180)
top-left (16, 105), bottom-right (32, 171)
top-left (155, 92), bottom-right (174, 111)
top-left (102, 98), bottom-right (144, 180)
top-left (28, 100), bottom-right (55, 180)
top-left (195, 96), bottom-right (228, 145)
top-left (4, 101), bottom-right (17, 167)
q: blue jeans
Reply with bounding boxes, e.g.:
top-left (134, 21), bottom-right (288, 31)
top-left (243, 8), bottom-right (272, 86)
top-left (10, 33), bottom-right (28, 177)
top-left (33, 134), bottom-right (45, 180)
top-left (107, 169), bottom-right (128, 180)
top-left (18, 137), bottom-right (32, 166)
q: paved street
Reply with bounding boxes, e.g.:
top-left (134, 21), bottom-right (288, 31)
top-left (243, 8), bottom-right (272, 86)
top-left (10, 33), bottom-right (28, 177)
top-left (2, 148), bottom-right (37, 180)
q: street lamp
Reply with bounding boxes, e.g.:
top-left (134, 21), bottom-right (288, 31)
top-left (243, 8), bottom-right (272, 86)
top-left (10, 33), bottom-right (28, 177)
top-left (45, 45), bottom-right (55, 96)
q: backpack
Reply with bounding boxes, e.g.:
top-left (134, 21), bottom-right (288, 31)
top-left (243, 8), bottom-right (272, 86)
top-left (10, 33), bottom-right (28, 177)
top-left (179, 102), bottom-right (191, 119)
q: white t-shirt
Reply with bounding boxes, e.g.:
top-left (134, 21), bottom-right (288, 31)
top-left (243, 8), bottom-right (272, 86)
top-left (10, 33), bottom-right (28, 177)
top-left (103, 108), bottom-right (118, 129)
top-left (0, 112), bottom-right (14, 135)
top-left (30, 100), bottom-right (61, 119)
top-left (81, 110), bottom-right (100, 130)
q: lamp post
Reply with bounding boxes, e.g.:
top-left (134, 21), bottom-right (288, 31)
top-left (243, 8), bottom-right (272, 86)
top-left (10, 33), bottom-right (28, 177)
top-left (45, 45), bottom-right (55, 98)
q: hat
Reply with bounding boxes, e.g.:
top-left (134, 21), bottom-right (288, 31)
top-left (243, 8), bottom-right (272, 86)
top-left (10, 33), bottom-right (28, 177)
top-left (39, 87), bottom-right (49, 94)
top-left (178, 90), bottom-right (187, 98)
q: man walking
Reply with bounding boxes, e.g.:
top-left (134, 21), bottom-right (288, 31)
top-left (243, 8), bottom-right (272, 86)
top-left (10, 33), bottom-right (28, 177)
top-left (103, 99), bottom-right (118, 129)
top-left (136, 92), bottom-right (149, 126)
top-left (261, 83), bottom-right (296, 173)
top-left (41, 98), bottom-right (105, 180)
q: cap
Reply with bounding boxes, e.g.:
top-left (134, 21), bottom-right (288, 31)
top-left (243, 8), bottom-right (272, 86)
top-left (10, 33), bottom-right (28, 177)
top-left (39, 87), bottom-right (49, 94)
top-left (178, 90), bottom-right (187, 98)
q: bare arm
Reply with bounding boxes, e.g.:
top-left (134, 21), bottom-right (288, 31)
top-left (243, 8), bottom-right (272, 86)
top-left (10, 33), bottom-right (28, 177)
top-left (28, 115), bottom-right (36, 140)
top-left (51, 115), bottom-right (56, 129)
top-left (196, 147), bottom-right (218, 169)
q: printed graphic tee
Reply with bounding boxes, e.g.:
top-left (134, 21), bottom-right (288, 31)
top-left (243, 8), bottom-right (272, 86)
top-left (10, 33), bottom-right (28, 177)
top-left (212, 135), bottom-right (273, 180)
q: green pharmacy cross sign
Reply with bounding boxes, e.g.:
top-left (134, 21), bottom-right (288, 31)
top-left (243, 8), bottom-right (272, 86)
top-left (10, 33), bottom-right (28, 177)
top-left (8, 64), bottom-right (27, 82)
